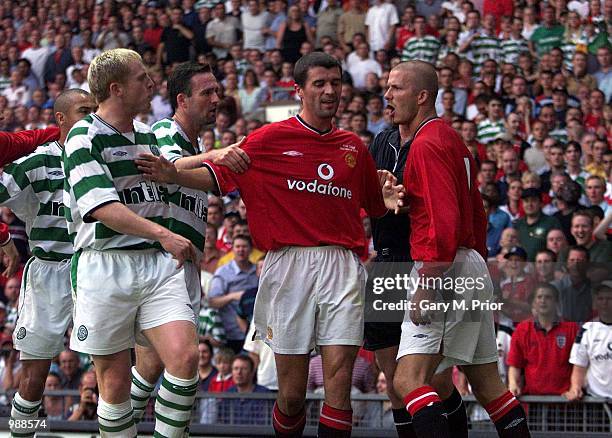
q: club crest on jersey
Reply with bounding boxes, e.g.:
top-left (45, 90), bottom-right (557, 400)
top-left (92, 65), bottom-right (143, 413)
top-left (77, 325), bottom-right (88, 341)
top-left (345, 153), bottom-right (356, 168)
top-left (556, 335), bottom-right (566, 348)
top-left (16, 327), bottom-right (26, 340)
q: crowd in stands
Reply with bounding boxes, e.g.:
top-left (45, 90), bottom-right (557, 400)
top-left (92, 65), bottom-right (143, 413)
top-left (0, 0), bottom-right (611, 428)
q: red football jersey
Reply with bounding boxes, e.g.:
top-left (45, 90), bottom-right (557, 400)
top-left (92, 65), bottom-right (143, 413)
top-left (204, 116), bottom-right (387, 254)
top-left (403, 118), bottom-right (487, 275)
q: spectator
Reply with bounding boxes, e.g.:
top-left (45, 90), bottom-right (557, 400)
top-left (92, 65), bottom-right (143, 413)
top-left (477, 95), bottom-right (506, 144)
top-left (501, 17), bottom-right (529, 65)
top-left (401, 15), bottom-right (440, 65)
top-left (567, 51), bottom-right (598, 97)
top-left (346, 42), bottom-right (380, 90)
top-left (42, 34), bottom-right (73, 85)
top-left (499, 177), bottom-right (524, 221)
top-left (202, 224), bottom-right (223, 274)
top-left (208, 347), bottom-right (235, 393)
top-left (236, 258), bottom-right (264, 333)
top-left (158, 7), bottom-right (194, 66)
top-left (241, 0), bottom-right (268, 53)
top-left (366, 95), bottom-right (388, 136)
top-left (553, 245), bottom-right (594, 322)
top-left (263, 1), bottom-right (287, 51)
top-left (209, 235), bottom-right (259, 354)
top-left (360, 371), bottom-right (394, 428)
top-left (276, 5), bottom-right (314, 65)
top-left (529, 5), bottom-right (564, 58)
top-left (67, 371), bottom-right (98, 421)
top-left (58, 350), bottom-right (83, 390)
top-left (561, 210), bottom-right (612, 263)
top-left (500, 246), bottom-right (536, 322)
top-left (593, 46), bottom-right (612, 102)
top-left (507, 283), bottom-right (579, 395)
top-left (95, 15), bottom-right (130, 52)
top-left (21, 30), bottom-right (49, 85)
top-left (41, 372), bottom-right (65, 420)
top-left (546, 228), bottom-right (569, 256)
top-left (483, 188), bottom-right (512, 257)
top-left (0, 334), bottom-right (19, 392)
top-left (436, 66), bottom-right (467, 117)
top-left (534, 249), bottom-right (557, 283)
top-left (553, 180), bottom-right (583, 243)
top-left (337, 0), bottom-right (366, 54)
top-left (198, 340), bottom-right (218, 391)
top-left (218, 355), bottom-right (271, 425)
top-left (513, 188), bottom-right (562, 261)
top-left (566, 282), bottom-right (612, 400)
top-left (565, 141), bottom-right (590, 187)
top-left (2, 71), bottom-right (29, 108)
top-left (364, 0), bottom-right (399, 52)
top-left (238, 70), bottom-right (262, 115)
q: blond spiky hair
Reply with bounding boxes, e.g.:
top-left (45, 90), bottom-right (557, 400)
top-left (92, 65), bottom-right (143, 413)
top-left (88, 48), bottom-right (142, 103)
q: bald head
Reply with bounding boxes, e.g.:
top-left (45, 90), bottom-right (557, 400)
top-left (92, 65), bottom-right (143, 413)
top-left (54, 89), bottom-right (91, 115)
top-left (392, 61), bottom-right (438, 105)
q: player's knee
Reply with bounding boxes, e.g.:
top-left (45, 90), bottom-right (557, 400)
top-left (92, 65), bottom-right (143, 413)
top-left (393, 368), bottom-right (425, 396)
top-left (164, 345), bottom-right (198, 377)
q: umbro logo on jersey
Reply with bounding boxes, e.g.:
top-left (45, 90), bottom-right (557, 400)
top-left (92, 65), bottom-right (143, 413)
top-left (282, 150), bottom-right (303, 157)
top-left (48, 170), bottom-right (64, 177)
top-left (504, 418), bottom-right (525, 429)
top-left (413, 334), bottom-right (428, 339)
top-left (112, 151), bottom-right (128, 157)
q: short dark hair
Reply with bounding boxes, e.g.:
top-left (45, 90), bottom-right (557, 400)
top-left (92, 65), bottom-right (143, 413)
top-left (232, 354), bottom-right (255, 371)
top-left (532, 282), bottom-right (559, 302)
top-left (168, 61), bottom-right (212, 112)
top-left (568, 244), bottom-right (590, 260)
top-left (536, 248), bottom-right (557, 262)
top-left (232, 234), bottom-right (252, 247)
top-left (294, 52), bottom-right (342, 88)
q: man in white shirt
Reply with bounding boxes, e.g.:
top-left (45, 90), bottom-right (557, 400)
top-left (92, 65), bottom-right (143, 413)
top-left (566, 282), bottom-right (612, 400)
top-left (347, 42), bottom-right (382, 90)
top-left (364, 0), bottom-right (399, 52)
top-left (21, 30), bottom-right (49, 85)
top-left (241, 0), bottom-right (268, 53)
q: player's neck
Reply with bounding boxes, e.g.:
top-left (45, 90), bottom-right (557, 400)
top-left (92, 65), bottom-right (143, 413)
top-left (173, 112), bottom-right (199, 146)
top-left (400, 109), bottom-right (437, 143)
top-left (298, 111), bottom-right (333, 133)
top-left (96, 103), bottom-right (136, 133)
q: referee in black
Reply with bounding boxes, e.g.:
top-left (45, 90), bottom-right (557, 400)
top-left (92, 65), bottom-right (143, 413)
top-left (365, 122), bottom-right (469, 437)
top-left (365, 125), bottom-right (414, 437)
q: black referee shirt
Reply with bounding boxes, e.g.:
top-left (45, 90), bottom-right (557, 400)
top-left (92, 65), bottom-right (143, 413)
top-left (368, 127), bottom-right (411, 258)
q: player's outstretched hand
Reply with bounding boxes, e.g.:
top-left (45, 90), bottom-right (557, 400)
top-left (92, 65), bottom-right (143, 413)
top-left (207, 136), bottom-right (250, 173)
top-left (159, 232), bottom-right (198, 269)
top-left (136, 154), bottom-right (178, 183)
top-left (381, 171), bottom-right (405, 214)
top-left (377, 169), bottom-right (396, 187)
top-left (1, 240), bottom-right (20, 277)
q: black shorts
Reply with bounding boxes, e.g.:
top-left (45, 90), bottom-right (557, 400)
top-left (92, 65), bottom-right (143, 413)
top-left (363, 252), bottom-right (412, 351)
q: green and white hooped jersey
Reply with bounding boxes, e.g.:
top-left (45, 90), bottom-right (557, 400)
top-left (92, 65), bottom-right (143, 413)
top-left (152, 118), bottom-right (207, 257)
top-left (63, 114), bottom-right (170, 251)
top-left (0, 141), bottom-right (72, 261)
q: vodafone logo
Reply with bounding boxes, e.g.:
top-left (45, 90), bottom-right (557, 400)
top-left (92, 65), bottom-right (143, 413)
top-left (286, 163), bottom-right (351, 199)
top-left (317, 163), bottom-right (334, 180)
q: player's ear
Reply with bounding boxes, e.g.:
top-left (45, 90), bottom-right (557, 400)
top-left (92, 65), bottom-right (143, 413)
top-left (55, 111), bottom-right (64, 126)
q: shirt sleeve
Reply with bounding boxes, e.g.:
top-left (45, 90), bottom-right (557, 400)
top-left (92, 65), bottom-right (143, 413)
top-left (64, 131), bottom-right (119, 222)
top-left (0, 156), bottom-right (39, 220)
top-left (208, 272), bottom-right (227, 299)
top-left (359, 144), bottom-right (387, 218)
top-left (569, 324), bottom-right (590, 368)
top-left (154, 125), bottom-right (183, 163)
top-left (410, 140), bottom-right (462, 263)
top-left (0, 126), bottom-right (60, 167)
top-left (506, 323), bottom-right (527, 368)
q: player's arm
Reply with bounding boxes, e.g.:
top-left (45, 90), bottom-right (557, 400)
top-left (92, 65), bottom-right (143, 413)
top-left (411, 141), bottom-right (461, 265)
top-left (0, 126), bottom-right (60, 166)
top-left (174, 137), bottom-right (250, 173)
top-left (565, 325), bottom-right (589, 401)
top-left (89, 203), bottom-right (196, 267)
top-left (136, 154), bottom-right (219, 191)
